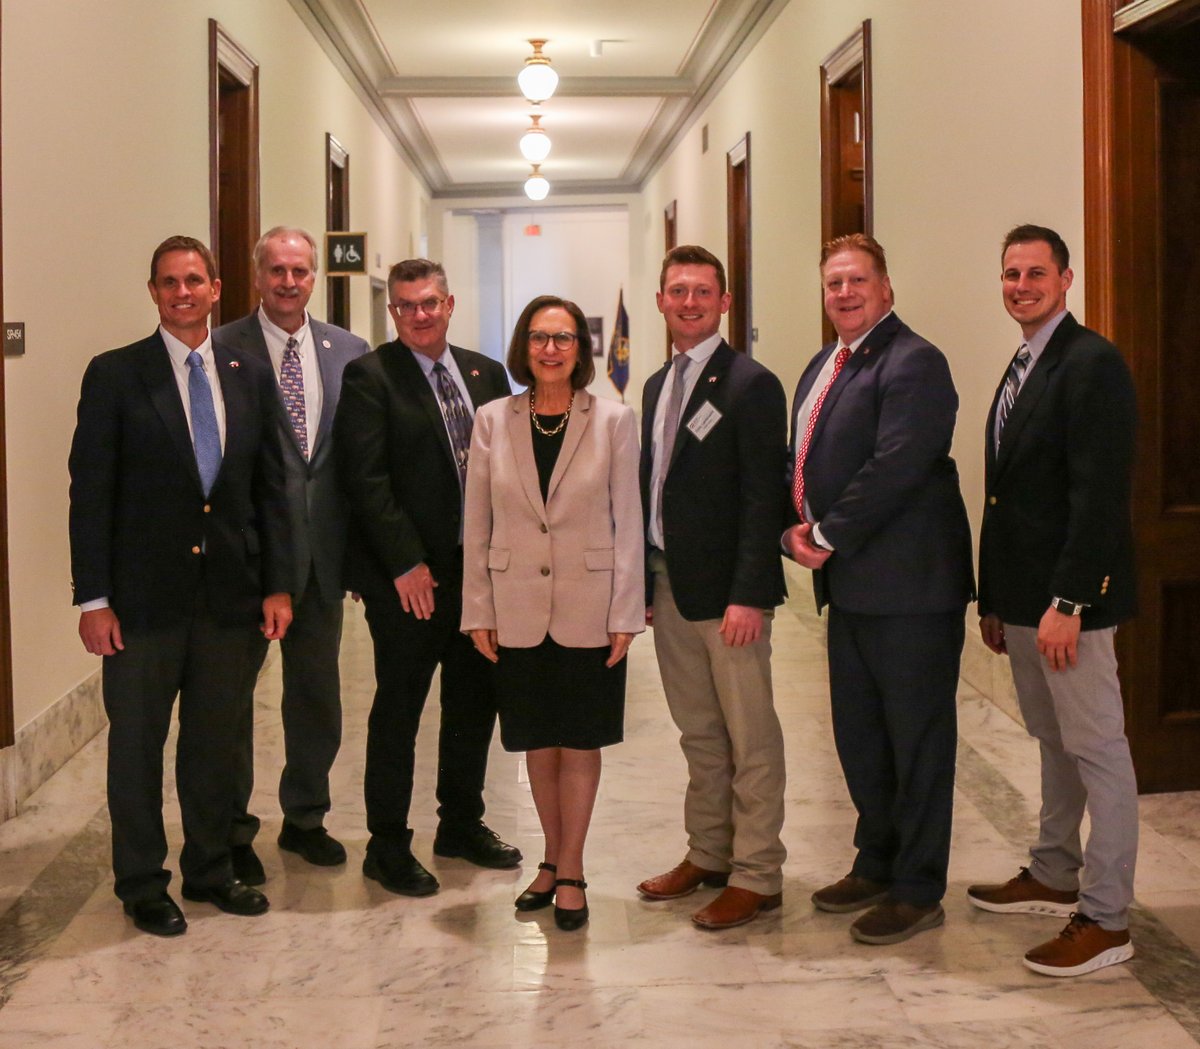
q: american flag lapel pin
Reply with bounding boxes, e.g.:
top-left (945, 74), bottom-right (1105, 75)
top-left (708, 375), bottom-right (718, 383)
top-left (470, 369), bottom-right (480, 377)
top-left (230, 360), bottom-right (240, 369)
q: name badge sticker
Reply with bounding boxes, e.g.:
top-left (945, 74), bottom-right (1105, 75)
top-left (686, 401), bottom-right (723, 441)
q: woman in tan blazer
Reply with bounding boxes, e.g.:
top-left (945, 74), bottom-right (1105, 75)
top-left (462, 295), bottom-right (644, 931)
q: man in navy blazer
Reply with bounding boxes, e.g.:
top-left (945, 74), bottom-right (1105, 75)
top-left (335, 259), bottom-right (519, 897)
top-left (636, 245), bottom-right (790, 931)
top-left (216, 227), bottom-right (369, 881)
top-left (69, 236), bottom-right (292, 936)
top-left (967, 225), bottom-right (1138, 978)
top-left (787, 234), bottom-right (973, 945)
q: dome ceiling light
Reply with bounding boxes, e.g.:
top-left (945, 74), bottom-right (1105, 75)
top-left (517, 39), bottom-right (559, 104)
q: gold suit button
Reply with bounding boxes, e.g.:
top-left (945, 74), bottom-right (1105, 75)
top-left (540, 567), bottom-right (550, 577)
top-left (191, 545), bottom-right (201, 555)
top-left (988, 495), bottom-right (998, 506)
top-left (203, 504), bottom-right (212, 513)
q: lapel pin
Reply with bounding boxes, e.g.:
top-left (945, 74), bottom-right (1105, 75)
top-left (708, 376), bottom-right (718, 383)
top-left (322, 339), bottom-right (332, 349)
top-left (863, 348), bottom-right (871, 356)
top-left (229, 360), bottom-right (240, 369)
top-left (470, 369), bottom-right (480, 377)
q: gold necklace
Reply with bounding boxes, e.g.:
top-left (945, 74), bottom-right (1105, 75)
top-left (529, 389), bottom-right (573, 436)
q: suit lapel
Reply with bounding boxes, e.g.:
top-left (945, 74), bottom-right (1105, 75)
top-left (388, 343), bottom-right (457, 474)
top-left (546, 388), bottom-right (592, 503)
top-left (505, 394), bottom-right (546, 521)
top-left (309, 320), bottom-right (343, 461)
top-left (213, 342), bottom-right (251, 491)
top-left (671, 342), bottom-right (732, 471)
top-left (140, 333), bottom-right (204, 493)
top-left (642, 363), bottom-right (668, 451)
top-left (994, 314), bottom-right (1075, 476)
top-left (809, 313), bottom-right (901, 452)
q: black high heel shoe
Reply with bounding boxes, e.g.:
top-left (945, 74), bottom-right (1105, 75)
top-left (554, 878), bottom-right (589, 931)
top-left (515, 862), bottom-right (557, 912)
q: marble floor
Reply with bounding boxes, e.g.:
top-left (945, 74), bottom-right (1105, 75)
top-left (1, 573), bottom-right (1199, 1048)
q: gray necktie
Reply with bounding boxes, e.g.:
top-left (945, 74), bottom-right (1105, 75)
top-left (186, 351), bottom-right (222, 496)
top-left (995, 343), bottom-right (1031, 449)
top-left (433, 361), bottom-right (473, 489)
top-left (656, 354), bottom-right (691, 539)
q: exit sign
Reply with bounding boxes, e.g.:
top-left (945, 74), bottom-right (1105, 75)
top-left (524, 224), bottom-right (541, 236)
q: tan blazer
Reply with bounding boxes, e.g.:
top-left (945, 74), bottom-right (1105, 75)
top-left (462, 388), bottom-right (645, 648)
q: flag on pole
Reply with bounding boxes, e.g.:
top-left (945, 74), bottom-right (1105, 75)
top-left (607, 288), bottom-right (630, 400)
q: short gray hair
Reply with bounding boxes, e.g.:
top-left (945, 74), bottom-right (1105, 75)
top-left (253, 226), bottom-right (319, 274)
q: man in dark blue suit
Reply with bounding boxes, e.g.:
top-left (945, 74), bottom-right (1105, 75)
top-left (216, 227), bottom-right (370, 882)
top-left (69, 236), bottom-right (292, 936)
top-left (787, 234), bottom-right (974, 945)
top-left (967, 225), bottom-right (1138, 978)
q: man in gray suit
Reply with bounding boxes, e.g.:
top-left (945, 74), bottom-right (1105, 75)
top-left (216, 226), bottom-right (369, 880)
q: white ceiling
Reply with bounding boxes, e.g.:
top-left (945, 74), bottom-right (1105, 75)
top-left (289, 0), bottom-right (787, 198)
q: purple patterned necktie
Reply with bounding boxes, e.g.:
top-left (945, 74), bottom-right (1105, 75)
top-left (280, 336), bottom-right (308, 458)
top-left (433, 361), bottom-right (473, 489)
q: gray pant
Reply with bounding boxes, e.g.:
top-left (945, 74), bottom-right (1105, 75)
top-left (231, 569), bottom-right (344, 842)
top-left (1005, 624), bottom-right (1138, 929)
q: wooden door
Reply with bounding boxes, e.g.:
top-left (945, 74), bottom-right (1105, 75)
top-left (208, 22), bottom-right (260, 328)
top-left (326, 134), bottom-right (350, 330)
top-left (725, 135), bottom-right (751, 354)
top-left (1084, 0), bottom-right (1200, 791)
top-left (664, 199), bottom-right (677, 360)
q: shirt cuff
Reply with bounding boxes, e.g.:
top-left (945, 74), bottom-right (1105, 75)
top-left (812, 523), bottom-right (834, 551)
top-left (79, 598), bottom-right (110, 612)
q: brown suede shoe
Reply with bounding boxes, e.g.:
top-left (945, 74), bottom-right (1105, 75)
top-left (967, 867), bottom-right (1078, 917)
top-left (637, 860), bottom-right (730, 901)
top-left (811, 874), bottom-right (890, 913)
top-left (1023, 913), bottom-right (1133, 977)
top-left (691, 886), bottom-right (783, 930)
top-left (850, 900), bottom-right (944, 944)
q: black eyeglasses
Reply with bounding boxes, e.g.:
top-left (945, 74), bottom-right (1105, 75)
top-left (528, 331), bottom-right (578, 350)
top-left (392, 296), bottom-right (447, 316)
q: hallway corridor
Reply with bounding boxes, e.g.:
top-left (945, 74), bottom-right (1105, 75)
top-left (0, 568), bottom-right (1198, 1048)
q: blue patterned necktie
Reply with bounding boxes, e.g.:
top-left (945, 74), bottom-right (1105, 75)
top-left (186, 350), bottom-right (222, 496)
top-left (995, 343), bottom-right (1031, 449)
top-left (433, 361), bottom-right (473, 489)
top-left (280, 336), bottom-right (308, 458)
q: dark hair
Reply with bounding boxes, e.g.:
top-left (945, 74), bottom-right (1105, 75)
top-left (506, 295), bottom-right (595, 390)
top-left (1001, 224), bottom-right (1070, 272)
top-left (387, 258), bottom-right (449, 296)
top-left (660, 245), bottom-right (727, 294)
top-left (149, 236), bottom-right (217, 283)
top-left (820, 233), bottom-right (888, 276)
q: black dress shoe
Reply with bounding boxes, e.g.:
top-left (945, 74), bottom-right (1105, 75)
top-left (554, 878), bottom-right (589, 932)
top-left (515, 862), bottom-right (557, 912)
top-left (231, 843), bottom-right (266, 886)
top-left (363, 852), bottom-right (439, 897)
top-left (433, 823), bottom-right (522, 870)
top-left (181, 878), bottom-right (270, 916)
top-left (278, 824), bottom-right (347, 867)
top-left (123, 894), bottom-right (187, 937)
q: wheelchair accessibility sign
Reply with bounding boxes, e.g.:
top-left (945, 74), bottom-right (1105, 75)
top-left (325, 232), bottom-right (367, 275)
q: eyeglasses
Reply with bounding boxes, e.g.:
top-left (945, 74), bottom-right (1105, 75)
top-left (528, 331), bottom-right (578, 350)
top-left (391, 296), bottom-right (447, 316)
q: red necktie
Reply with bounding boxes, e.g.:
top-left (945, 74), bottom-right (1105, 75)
top-left (792, 346), bottom-right (851, 521)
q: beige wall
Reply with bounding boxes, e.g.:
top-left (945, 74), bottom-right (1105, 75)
top-left (1, 0), bottom-right (427, 733)
top-left (633, 0), bottom-right (1085, 550)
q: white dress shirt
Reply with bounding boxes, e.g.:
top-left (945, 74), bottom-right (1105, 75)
top-left (648, 331), bottom-right (723, 550)
top-left (258, 306), bottom-right (323, 449)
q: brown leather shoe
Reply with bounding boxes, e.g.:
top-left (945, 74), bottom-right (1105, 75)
top-left (967, 867), bottom-right (1078, 917)
top-left (1023, 913), bottom-right (1133, 977)
top-left (691, 886), bottom-right (782, 930)
top-left (811, 873), bottom-right (889, 913)
top-left (850, 900), bottom-right (944, 944)
top-left (638, 860), bottom-right (729, 901)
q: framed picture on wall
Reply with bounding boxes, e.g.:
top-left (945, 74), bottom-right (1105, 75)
top-left (587, 316), bottom-right (604, 356)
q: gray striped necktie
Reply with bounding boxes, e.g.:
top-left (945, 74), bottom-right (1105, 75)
top-left (995, 343), bottom-right (1031, 448)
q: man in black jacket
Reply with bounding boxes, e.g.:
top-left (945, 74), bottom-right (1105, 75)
top-left (636, 245), bottom-right (790, 931)
top-left (69, 236), bottom-right (292, 936)
top-left (968, 225), bottom-right (1138, 978)
top-left (334, 259), bottom-right (518, 897)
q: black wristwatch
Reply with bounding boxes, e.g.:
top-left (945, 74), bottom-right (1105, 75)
top-left (1050, 596), bottom-right (1086, 616)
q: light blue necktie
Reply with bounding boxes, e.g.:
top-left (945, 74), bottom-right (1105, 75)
top-left (186, 351), bottom-right (222, 495)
